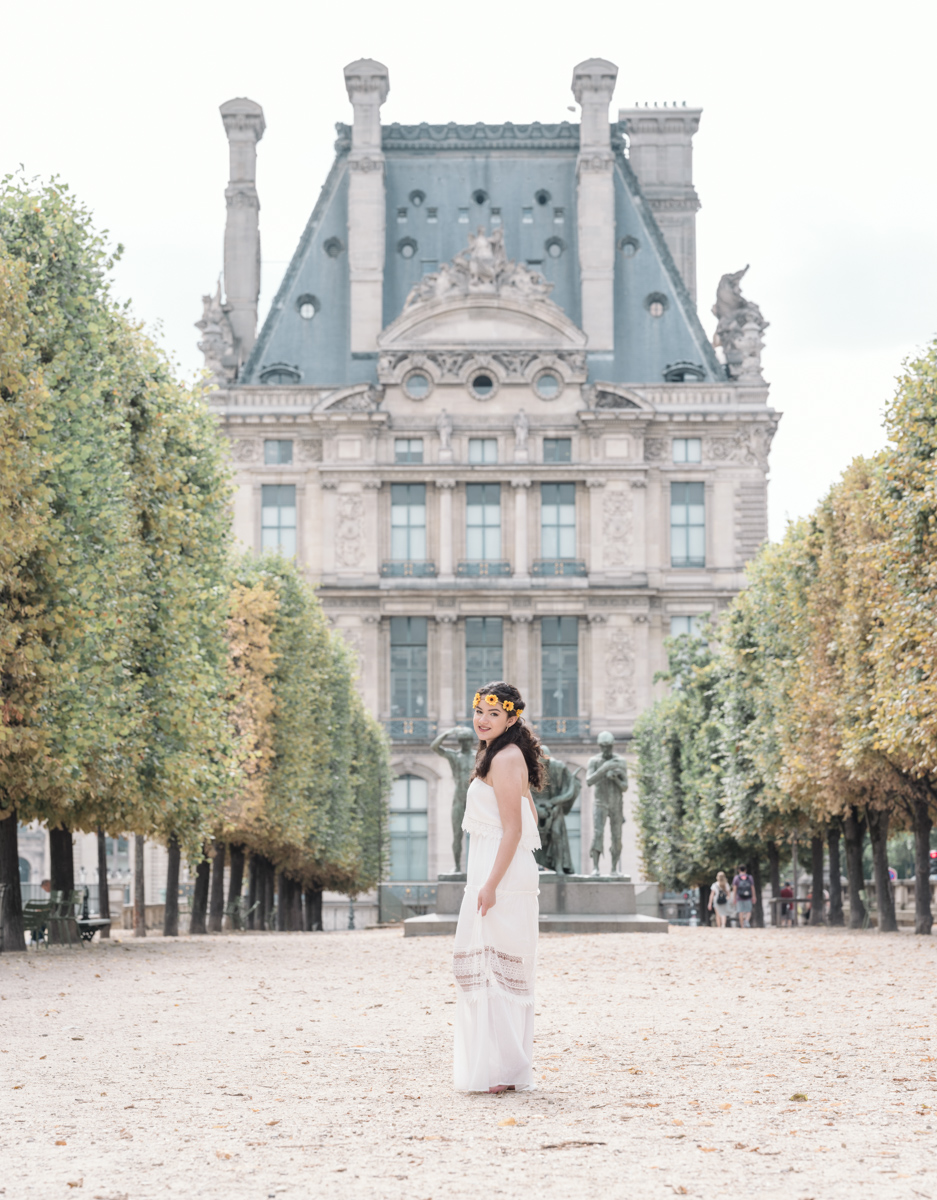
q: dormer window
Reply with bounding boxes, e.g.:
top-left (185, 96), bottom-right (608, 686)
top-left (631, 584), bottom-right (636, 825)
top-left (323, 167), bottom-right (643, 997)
top-left (259, 363), bottom-right (302, 385)
top-left (296, 294), bottom-right (319, 320)
top-left (397, 207), bottom-right (408, 223)
top-left (409, 190), bottom-right (426, 207)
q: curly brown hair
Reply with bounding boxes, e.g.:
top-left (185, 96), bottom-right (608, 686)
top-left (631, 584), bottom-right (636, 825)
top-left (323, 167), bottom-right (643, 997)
top-left (471, 681), bottom-right (545, 791)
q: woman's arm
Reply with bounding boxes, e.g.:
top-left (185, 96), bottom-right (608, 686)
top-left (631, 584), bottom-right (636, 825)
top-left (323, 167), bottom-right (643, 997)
top-left (476, 747), bottom-right (526, 916)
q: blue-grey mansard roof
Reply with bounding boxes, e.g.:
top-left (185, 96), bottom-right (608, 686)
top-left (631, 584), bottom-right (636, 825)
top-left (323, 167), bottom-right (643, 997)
top-left (240, 121), bottom-right (722, 389)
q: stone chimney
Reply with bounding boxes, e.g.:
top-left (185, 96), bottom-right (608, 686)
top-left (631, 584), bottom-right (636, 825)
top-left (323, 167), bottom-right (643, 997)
top-left (220, 97), bottom-right (265, 365)
top-left (618, 104), bottom-right (702, 303)
top-left (344, 59), bottom-right (390, 353)
top-left (572, 59), bottom-right (618, 352)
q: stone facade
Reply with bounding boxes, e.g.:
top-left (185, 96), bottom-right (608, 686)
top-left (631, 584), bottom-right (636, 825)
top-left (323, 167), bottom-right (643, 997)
top-left (201, 59), bottom-right (779, 882)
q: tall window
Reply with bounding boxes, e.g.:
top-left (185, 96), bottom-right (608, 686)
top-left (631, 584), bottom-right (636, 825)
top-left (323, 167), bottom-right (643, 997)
top-left (465, 618), bottom-right (503, 713)
top-left (466, 483), bottom-right (501, 560)
top-left (390, 617), bottom-right (427, 719)
top-left (391, 484), bottom-right (426, 561)
top-left (543, 438), bottom-right (572, 463)
top-left (261, 484), bottom-right (296, 555)
top-left (389, 775), bottom-right (428, 880)
top-left (671, 482), bottom-right (705, 567)
top-left (541, 616), bottom-right (579, 718)
top-left (468, 438), bottom-right (498, 464)
top-left (264, 439), bottom-right (293, 465)
top-left (541, 483), bottom-right (576, 558)
top-left (670, 615), bottom-right (704, 638)
top-left (394, 438), bottom-right (423, 464)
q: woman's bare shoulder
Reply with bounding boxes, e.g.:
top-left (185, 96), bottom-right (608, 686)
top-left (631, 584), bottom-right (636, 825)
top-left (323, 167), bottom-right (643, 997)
top-left (490, 743), bottom-right (525, 768)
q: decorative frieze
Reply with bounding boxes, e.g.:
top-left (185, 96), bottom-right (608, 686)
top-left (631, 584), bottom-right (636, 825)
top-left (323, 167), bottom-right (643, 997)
top-left (602, 489), bottom-right (633, 568)
top-left (605, 626), bottom-right (636, 713)
top-left (335, 494), bottom-right (366, 567)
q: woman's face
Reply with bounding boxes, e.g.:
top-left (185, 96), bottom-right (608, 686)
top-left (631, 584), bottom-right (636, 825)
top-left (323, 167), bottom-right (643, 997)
top-left (473, 696), bottom-right (517, 743)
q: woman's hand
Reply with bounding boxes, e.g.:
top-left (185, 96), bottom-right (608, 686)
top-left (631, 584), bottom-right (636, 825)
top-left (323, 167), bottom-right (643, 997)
top-left (477, 880), bottom-right (497, 916)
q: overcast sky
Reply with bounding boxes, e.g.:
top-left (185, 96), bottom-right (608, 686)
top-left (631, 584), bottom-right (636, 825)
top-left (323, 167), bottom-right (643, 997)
top-left (5, 0), bottom-right (936, 540)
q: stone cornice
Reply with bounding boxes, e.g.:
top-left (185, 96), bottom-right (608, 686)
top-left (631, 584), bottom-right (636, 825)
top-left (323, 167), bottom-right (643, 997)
top-left (379, 120), bottom-right (581, 152)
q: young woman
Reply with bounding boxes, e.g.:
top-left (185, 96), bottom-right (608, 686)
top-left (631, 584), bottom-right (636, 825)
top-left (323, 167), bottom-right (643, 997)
top-left (708, 870), bottom-right (732, 928)
top-left (453, 681), bottom-right (545, 1094)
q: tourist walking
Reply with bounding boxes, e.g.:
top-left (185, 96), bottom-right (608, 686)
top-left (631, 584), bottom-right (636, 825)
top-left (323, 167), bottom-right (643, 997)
top-left (453, 682), bottom-right (544, 1093)
top-left (732, 865), bottom-right (757, 929)
top-left (708, 870), bottom-right (733, 927)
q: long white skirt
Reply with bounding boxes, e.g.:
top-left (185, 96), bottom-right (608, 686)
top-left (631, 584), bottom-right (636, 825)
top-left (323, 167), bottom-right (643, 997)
top-left (452, 831), bottom-right (539, 1091)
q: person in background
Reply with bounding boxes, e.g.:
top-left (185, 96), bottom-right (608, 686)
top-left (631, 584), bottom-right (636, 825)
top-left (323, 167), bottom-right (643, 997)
top-left (41, 878), bottom-right (51, 894)
top-left (779, 880), bottom-right (794, 927)
top-left (732, 865), bottom-right (757, 929)
top-left (707, 870), bottom-right (732, 928)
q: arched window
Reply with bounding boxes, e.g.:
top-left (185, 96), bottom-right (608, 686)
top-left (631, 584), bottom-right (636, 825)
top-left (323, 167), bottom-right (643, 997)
top-left (390, 775), bottom-right (428, 881)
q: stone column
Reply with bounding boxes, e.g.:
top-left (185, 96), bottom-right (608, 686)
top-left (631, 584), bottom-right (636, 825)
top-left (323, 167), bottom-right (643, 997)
top-left (437, 616), bottom-right (456, 728)
top-left (512, 479), bottom-right (531, 582)
top-left (437, 480), bottom-right (455, 580)
top-left (512, 615), bottom-right (533, 709)
top-left (573, 59), bottom-right (617, 351)
top-left (343, 59), bottom-right (389, 353)
top-left (220, 98), bottom-right (265, 362)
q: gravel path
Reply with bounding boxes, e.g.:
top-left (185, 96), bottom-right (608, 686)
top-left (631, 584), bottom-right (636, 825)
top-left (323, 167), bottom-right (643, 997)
top-left (2, 925), bottom-right (936, 1199)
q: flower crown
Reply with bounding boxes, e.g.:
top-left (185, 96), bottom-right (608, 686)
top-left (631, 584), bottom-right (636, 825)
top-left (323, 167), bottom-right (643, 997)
top-left (473, 691), bottom-right (524, 714)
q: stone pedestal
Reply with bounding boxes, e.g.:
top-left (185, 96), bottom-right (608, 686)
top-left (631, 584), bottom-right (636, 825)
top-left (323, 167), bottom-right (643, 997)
top-left (403, 872), bottom-right (668, 936)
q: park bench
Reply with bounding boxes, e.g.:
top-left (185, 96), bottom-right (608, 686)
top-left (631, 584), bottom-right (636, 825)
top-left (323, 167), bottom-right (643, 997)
top-left (23, 896), bottom-right (56, 946)
top-left (76, 885), bottom-right (111, 943)
top-left (224, 897), bottom-right (259, 930)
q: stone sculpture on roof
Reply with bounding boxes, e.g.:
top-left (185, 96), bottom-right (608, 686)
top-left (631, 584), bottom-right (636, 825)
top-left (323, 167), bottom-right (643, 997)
top-left (712, 265), bottom-right (769, 384)
top-left (403, 228), bottom-right (556, 311)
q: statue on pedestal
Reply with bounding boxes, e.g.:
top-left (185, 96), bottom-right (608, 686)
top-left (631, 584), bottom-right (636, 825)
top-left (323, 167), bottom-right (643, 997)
top-left (430, 725), bottom-right (476, 871)
top-left (586, 731), bottom-right (629, 875)
top-left (532, 745), bottom-right (581, 875)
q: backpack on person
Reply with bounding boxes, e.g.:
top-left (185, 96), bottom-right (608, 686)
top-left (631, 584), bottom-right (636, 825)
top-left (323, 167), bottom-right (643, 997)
top-left (736, 876), bottom-right (752, 901)
top-left (716, 888), bottom-right (727, 906)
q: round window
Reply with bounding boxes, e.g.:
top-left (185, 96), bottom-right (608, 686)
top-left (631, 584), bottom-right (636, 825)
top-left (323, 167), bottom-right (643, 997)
top-left (618, 236), bottom-right (639, 258)
top-left (323, 237), bottom-right (345, 258)
top-left (409, 190), bottom-right (426, 207)
top-left (398, 238), bottom-right (417, 259)
top-left (649, 301), bottom-right (664, 317)
top-left (404, 372), bottom-right (431, 400)
top-left (470, 373), bottom-right (495, 399)
top-left (535, 372), bottom-right (561, 399)
top-left (645, 292), bottom-right (669, 318)
top-left (296, 294), bottom-right (319, 320)
top-left (472, 189), bottom-right (488, 206)
top-left (535, 189), bottom-right (551, 206)
top-left (545, 237), bottom-right (565, 259)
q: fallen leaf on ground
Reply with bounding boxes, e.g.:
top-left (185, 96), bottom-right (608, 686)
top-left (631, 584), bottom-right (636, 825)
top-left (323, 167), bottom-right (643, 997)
top-left (499, 1117), bottom-right (517, 1127)
top-left (790, 1093), bottom-right (808, 1102)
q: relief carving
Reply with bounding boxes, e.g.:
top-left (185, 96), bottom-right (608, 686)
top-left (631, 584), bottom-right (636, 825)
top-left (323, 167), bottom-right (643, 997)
top-left (644, 438), bottom-right (667, 460)
top-left (232, 437), bottom-right (262, 463)
top-left (605, 627), bottom-right (636, 713)
top-left (705, 427), bottom-right (775, 466)
top-left (297, 438), bottom-right (323, 462)
top-left (335, 493), bottom-right (365, 568)
top-left (602, 490), bottom-right (633, 568)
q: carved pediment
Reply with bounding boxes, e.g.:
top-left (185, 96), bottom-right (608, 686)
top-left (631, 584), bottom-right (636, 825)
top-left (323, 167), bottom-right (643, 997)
top-left (379, 229), bottom-right (587, 352)
top-left (316, 384), bottom-right (384, 412)
top-left (586, 383), bottom-right (654, 411)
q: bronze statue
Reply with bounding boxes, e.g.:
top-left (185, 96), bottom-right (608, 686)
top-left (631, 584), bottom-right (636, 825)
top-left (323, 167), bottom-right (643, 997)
top-left (430, 725), bottom-right (476, 871)
top-left (586, 731), bottom-right (629, 875)
top-left (532, 745), bottom-right (581, 875)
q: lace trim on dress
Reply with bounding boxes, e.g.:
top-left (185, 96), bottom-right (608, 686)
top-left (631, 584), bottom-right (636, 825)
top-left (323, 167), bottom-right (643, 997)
top-left (453, 944), bottom-right (535, 1007)
top-left (461, 815), bottom-right (541, 852)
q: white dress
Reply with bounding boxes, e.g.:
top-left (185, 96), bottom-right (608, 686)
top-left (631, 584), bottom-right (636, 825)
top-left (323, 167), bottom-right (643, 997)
top-left (452, 777), bottom-right (541, 1091)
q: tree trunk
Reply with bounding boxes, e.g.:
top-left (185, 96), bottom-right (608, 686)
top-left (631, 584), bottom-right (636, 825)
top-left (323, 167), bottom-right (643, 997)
top-left (910, 788), bottom-right (934, 936)
top-left (264, 860), bottom-right (275, 931)
top-left (767, 842), bottom-right (781, 926)
top-left (226, 844), bottom-right (245, 930)
top-left (293, 881), bottom-right (303, 930)
top-left (96, 830), bottom-right (110, 937)
top-left (163, 834), bottom-right (180, 936)
top-left (277, 872), bottom-right (288, 931)
top-left (49, 824), bottom-right (75, 895)
top-left (208, 840), bottom-right (226, 933)
top-left (189, 849), bottom-right (211, 935)
top-left (306, 885), bottom-right (323, 931)
top-left (133, 835), bottom-right (146, 938)
top-left (868, 808), bottom-right (898, 933)
top-left (751, 858), bottom-right (765, 928)
top-left (247, 854), bottom-right (259, 930)
top-left (0, 810), bottom-right (26, 952)
top-left (843, 807), bottom-right (867, 929)
top-left (809, 835), bottom-right (825, 925)
top-left (827, 824), bottom-right (844, 927)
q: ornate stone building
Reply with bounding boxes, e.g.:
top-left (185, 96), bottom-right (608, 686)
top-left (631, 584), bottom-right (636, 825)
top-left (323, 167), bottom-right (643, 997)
top-left (199, 58), bottom-right (778, 883)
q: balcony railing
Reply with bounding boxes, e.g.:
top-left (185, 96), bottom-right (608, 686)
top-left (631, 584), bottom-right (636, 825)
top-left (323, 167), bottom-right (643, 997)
top-left (456, 560), bottom-right (512, 577)
top-left (532, 559), bottom-right (587, 577)
top-left (535, 717), bottom-right (590, 739)
top-left (380, 560), bottom-right (437, 578)
top-left (382, 718), bottom-right (438, 742)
